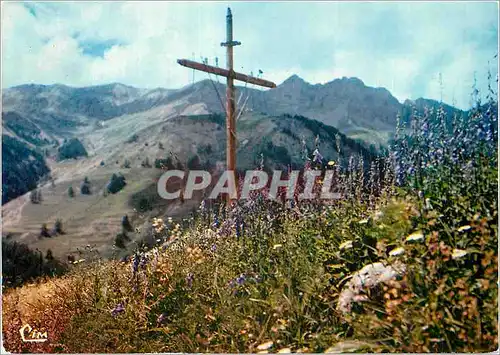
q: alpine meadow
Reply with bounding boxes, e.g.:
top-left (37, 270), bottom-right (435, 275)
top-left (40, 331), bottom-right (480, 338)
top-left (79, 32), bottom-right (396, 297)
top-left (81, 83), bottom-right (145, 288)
top-left (1, 2), bottom-right (498, 353)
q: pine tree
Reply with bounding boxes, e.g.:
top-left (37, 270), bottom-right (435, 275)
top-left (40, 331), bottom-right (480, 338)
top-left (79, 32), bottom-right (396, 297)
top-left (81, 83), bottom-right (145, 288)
top-left (40, 223), bottom-right (51, 238)
top-left (45, 249), bottom-right (54, 261)
top-left (30, 190), bottom-right (40, 204)
top-left (80, 178), bottom-right (91, 195)
top-left (54, 219), bottom-right (63, 234)
top-left (121, 215), bottom-right (133, 232)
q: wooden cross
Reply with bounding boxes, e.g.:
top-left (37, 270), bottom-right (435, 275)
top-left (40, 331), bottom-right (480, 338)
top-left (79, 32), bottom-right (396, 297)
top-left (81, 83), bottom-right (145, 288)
top-left (177, 7), bottom-right (276, 203)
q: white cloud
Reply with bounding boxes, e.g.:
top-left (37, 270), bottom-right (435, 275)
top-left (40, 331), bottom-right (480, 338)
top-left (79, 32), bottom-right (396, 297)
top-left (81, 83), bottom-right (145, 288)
top-left (1, 1), bottom-right (498, 109)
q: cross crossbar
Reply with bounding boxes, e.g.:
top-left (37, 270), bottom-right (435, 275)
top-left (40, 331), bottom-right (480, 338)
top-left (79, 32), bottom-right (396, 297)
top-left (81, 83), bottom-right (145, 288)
top-left (177, 59), bottom-right (276, 88)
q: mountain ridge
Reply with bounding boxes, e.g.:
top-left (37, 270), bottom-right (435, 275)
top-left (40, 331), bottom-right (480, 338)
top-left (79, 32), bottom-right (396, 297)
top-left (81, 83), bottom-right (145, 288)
top-left (2, 74), bottom-right (465, 148)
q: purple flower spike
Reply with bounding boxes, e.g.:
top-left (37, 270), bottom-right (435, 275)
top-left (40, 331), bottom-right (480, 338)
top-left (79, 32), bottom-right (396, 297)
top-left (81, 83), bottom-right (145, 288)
top-left (111, 303), bottom-right (125, 317)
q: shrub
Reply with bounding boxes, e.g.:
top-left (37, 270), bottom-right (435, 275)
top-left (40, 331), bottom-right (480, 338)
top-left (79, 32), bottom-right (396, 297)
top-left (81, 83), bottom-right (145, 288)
top-left (40, 223), bottom-right (51, 238)
top-left (187, 154), bottom-right (201, 169)
top-left (68, 186), bottom-right (75, 198)
top-left (1, 240), bottom-right (67, 288)
top-left (121, 215), bottom-right (133, 233)
top-left (155, 157), bottom-right (175, 170)
top-left (107, 173), bottom-right (126, 194)
top-left (30, 189), bottom-right (42, 204)
top-left (80, 178), bottom-right (91, 195)
top-left (127, 134), bottom-right (139, 143)
top-left (54, 219), bottom-right (64, 235)
top-left (57, 138), bottom-right (88, 161)
top-left (122, 159), bottom-right (131, 169)
top-left (114, 232), bottom-right (130, 249)
top-left (141, 157), bottom-right (152, 168)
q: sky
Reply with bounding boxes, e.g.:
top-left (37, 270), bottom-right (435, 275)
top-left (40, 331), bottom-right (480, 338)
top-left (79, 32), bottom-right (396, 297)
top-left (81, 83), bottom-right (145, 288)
top-left (2, 1), bottom-right (498, 109)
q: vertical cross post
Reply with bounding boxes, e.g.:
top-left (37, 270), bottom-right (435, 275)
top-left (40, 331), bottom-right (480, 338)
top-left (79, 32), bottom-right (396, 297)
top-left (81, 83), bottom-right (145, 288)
top-left (223, 8), bottom-right (240, 204)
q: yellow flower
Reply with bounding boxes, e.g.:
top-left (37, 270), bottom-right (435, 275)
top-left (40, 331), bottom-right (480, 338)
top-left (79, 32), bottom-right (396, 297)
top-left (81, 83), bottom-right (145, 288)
top-left (405, 231), bottom-right (424, 242)
top-left (457, 225), bottom-right (471, 232)
top-left (389, 247), bottom-right (405, 256)
top-left (328, 161), bottom-right (335, 166)
top-left (452, 249), bottom-right (467, 260)
top-left (339, 240), bottom-right (353, 250)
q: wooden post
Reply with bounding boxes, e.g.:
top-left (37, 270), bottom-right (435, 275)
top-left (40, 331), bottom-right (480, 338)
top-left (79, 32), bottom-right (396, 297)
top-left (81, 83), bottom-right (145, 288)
top-left (177, 7), bottom-right (276, 205)
top-left (225, 8), bottom-right (237, 203)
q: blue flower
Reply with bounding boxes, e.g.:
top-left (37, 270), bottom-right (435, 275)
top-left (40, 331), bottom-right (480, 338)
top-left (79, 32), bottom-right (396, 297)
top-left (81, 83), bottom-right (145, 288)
top-left (186, 272), bottom-right (194, 288)
top-left (157, 313), bottom-right (167, 324)
top-left (111, 303), bottom-right (125, 317)
top-left (236, 274), bottom-right (246, 285)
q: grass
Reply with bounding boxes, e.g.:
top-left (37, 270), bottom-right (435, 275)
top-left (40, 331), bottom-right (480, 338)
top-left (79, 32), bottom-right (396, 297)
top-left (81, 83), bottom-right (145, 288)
top-left (2, 96), bottom-right (498, 353)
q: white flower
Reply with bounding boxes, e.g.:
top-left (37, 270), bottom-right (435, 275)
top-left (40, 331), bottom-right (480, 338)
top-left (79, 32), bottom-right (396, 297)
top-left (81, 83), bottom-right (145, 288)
top-left (339, 241), bottom-right (353, 250)
top-left (373, 211), bottom-right (384, 220)
top-left (405, 231), bottom-right (424, 242)
top-left (452, 249), bottom-right (468, 260)
top-left (457, 225), bottom-right (471, 232)
top-left (257, 341), bottom-right (274, 350)
top-left (389, 247), bottom-right (405, 256)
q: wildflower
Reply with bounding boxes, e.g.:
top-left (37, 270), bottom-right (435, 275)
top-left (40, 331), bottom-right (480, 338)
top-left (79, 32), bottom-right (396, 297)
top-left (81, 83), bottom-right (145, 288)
top-left (312, 149), bottom-right (323, 164)
top-left (273, 244), bottom-right (283, 250)
top-left (212, 215), bottom-right (220, 228)
top-left (405, 231), bottom-right (424, 242)
top-left (257, 341), bottom-right (274, 350)
top-left (389, 247), bottom-right (405, 256)
top-left (185, 272), bottom-right (194, 288)
top-left (132, 253), bottom-right (140, 274)
top-left (139, 254), bottom-right (148, 269)
top-left (373, 211), bottom-right (384, 220)
top-left (157, 313), bottom-right (167, 324)
top-left (457, 225), bottom-right (471, 232)
top-left (452, 249), bottom-right (468, 260)
top-left (328, 160), bottom-right (335, 166)
top-left (358, 218), bottom-right (369, 224)
top-left (210, 244), bottom-right (217, 253)
top-left (236, 274), bottom-right (246, 285)
top-left (111, 303), bottom-right (125, 317)
top-left (339, 240), bottom-right (353, 250)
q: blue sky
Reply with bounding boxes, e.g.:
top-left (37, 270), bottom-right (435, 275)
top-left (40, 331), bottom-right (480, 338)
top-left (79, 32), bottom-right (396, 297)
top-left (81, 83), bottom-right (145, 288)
top-left (2, 1), bottom-right (498, 109)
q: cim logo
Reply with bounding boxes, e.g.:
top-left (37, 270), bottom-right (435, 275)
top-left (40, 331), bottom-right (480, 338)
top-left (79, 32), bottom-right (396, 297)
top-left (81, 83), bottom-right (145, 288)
top-left (19, 324), bottom-right (48, 343)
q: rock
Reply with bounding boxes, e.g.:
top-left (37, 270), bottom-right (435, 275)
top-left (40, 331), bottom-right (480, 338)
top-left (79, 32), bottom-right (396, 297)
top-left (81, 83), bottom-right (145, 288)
top-left (324, 340), bottom-right (377, 353)
top-left (337, 261), bottom-right (406, 313)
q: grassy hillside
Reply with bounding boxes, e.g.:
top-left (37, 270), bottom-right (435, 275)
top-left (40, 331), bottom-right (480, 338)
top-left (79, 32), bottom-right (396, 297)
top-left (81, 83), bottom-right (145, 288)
top-left (1, 112), bottom-right (379, 261)
top-left (2, 98), bottom-right (497, 353)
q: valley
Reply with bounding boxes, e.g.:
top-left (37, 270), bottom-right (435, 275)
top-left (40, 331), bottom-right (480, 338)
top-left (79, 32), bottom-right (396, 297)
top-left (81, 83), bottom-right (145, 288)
top-left (1, 76), bottom-right (465, 260)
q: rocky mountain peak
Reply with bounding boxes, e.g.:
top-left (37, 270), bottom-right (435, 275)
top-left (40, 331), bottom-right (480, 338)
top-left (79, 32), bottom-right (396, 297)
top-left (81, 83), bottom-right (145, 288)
top-left (281, 74), bottom-right (308, 87)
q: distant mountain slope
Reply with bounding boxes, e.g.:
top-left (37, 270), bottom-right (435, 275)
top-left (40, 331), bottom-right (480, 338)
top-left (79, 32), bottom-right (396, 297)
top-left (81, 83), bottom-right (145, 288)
top-left (2, 135), bottom-right (50, 204)
top-left (2, 76), bottom-right (466, 146)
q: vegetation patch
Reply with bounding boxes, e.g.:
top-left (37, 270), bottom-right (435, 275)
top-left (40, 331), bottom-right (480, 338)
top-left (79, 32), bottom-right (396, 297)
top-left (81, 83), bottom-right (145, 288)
top-left (57, 138), bottom-right (88, 161)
